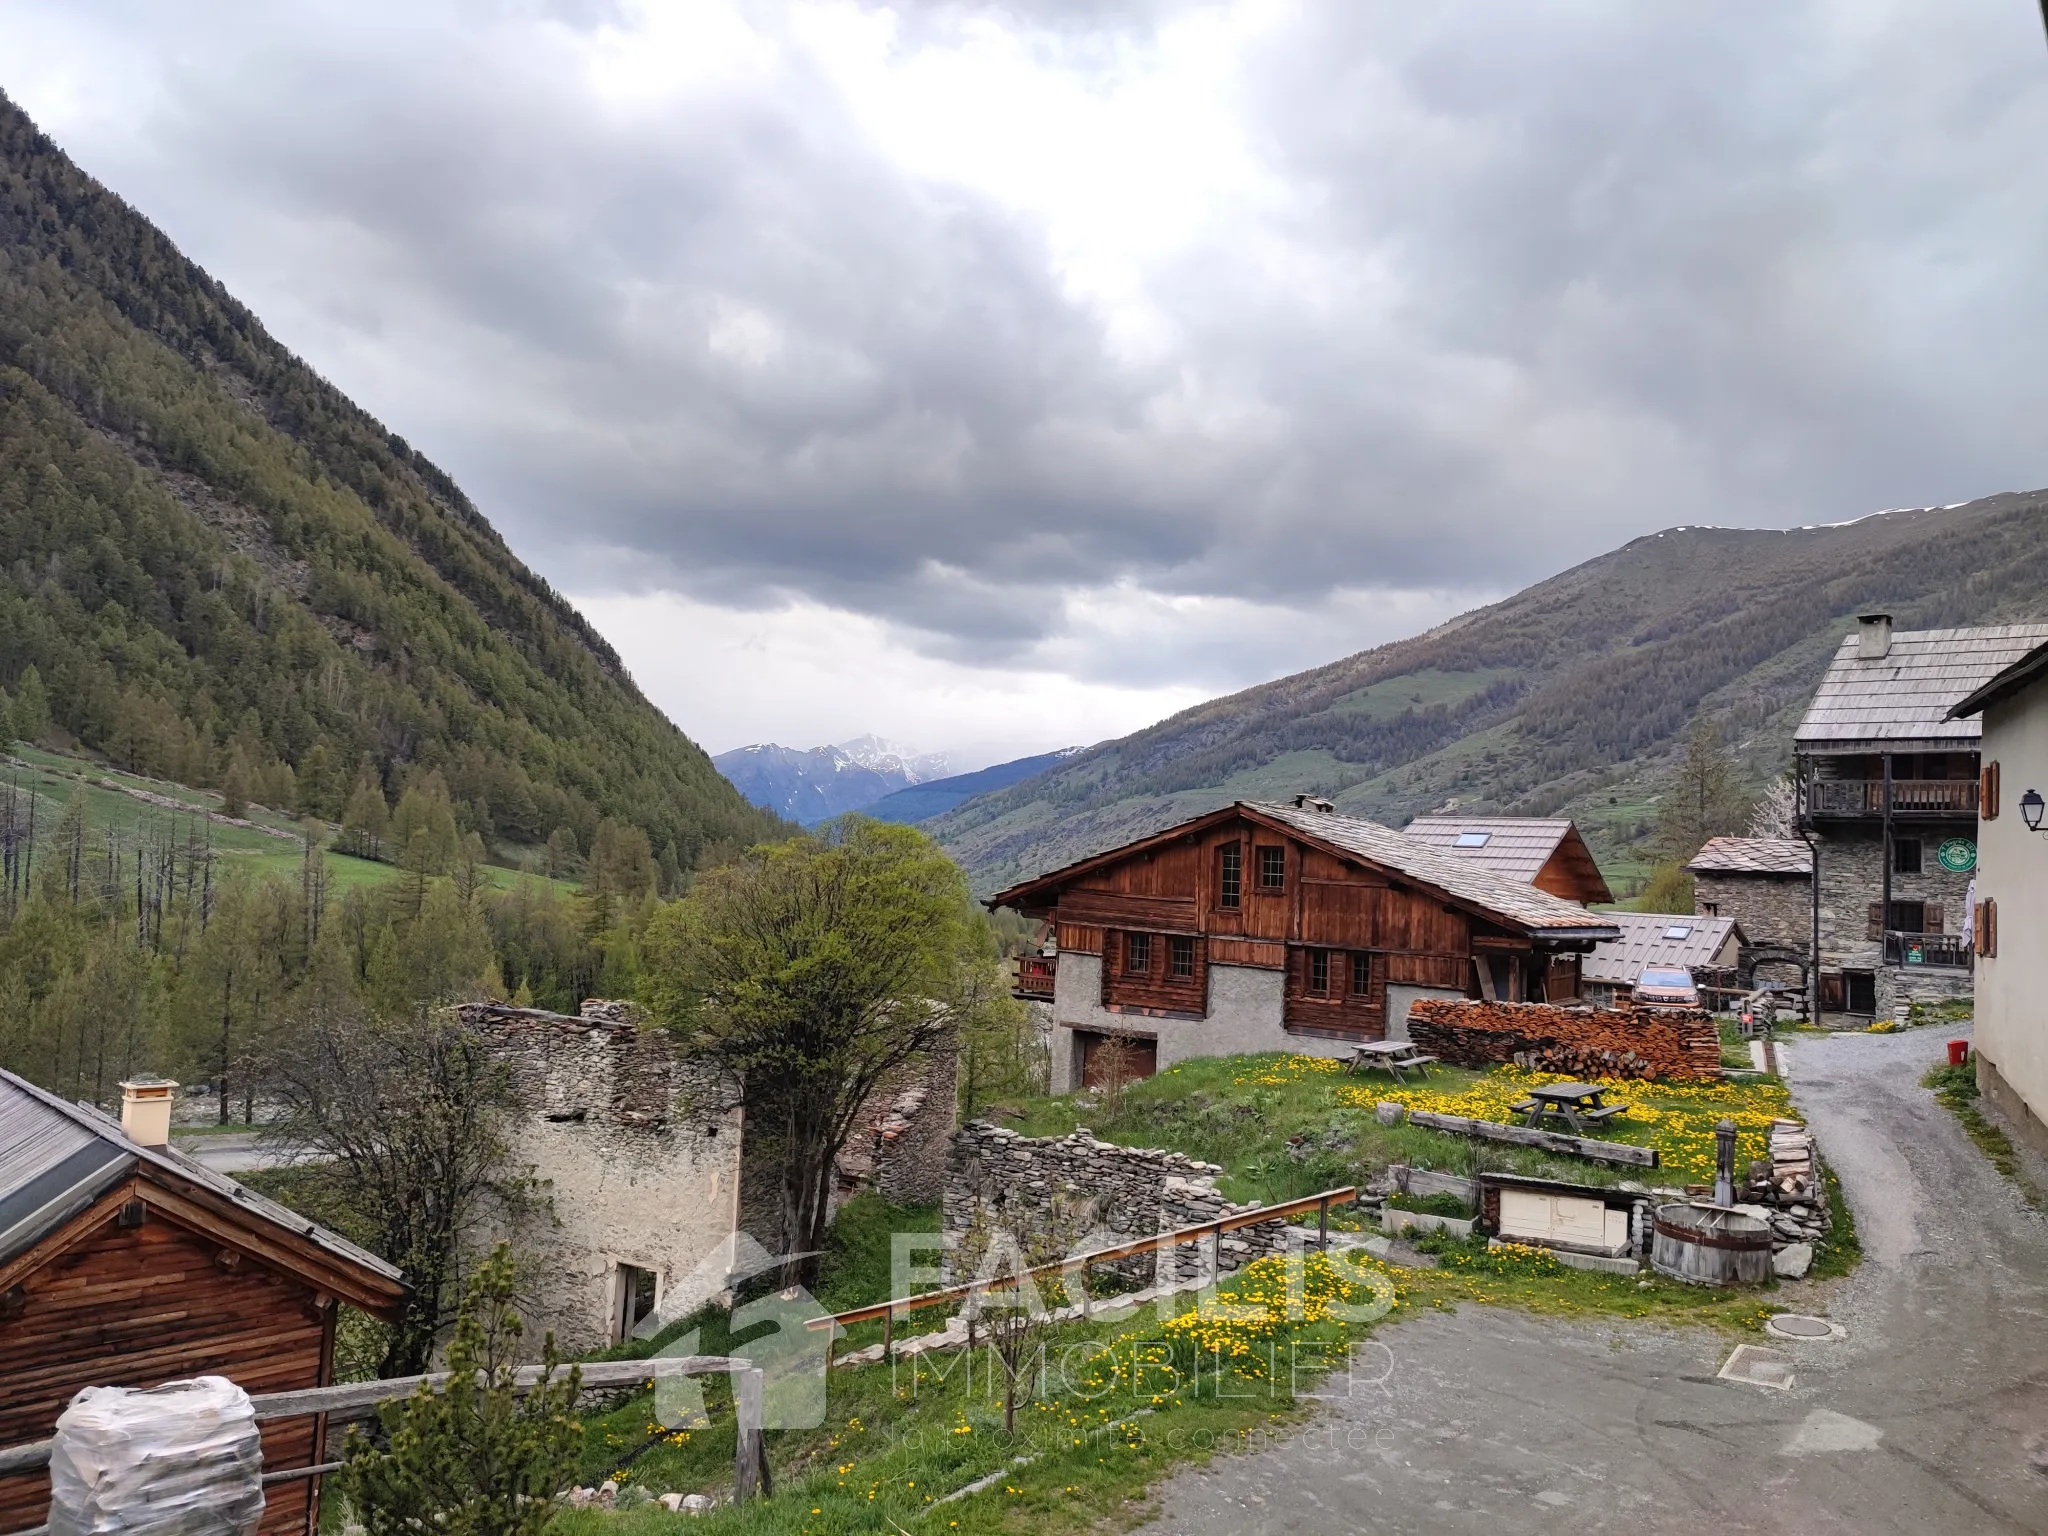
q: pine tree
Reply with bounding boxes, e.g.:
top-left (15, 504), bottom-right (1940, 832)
top-left (341, 762), bottom-right (391, 860)
top-left (12, 665), bottom-right (50, 744)
top-left (340, 1242), bottom-right (583, 1536)
top-left (219, 754), bottom-right (251, 820)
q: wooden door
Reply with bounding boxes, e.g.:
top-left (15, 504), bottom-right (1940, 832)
top-left (1079, 1031), bottom-right (1158, 1089)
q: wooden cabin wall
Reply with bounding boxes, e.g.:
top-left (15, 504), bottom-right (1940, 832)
top-left (1043, 816), bottom-right (1509, 1034)
top-left (0, 1190), bottom-right (331, 1536)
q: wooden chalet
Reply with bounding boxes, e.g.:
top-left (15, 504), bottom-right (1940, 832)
top-left (0, 1072), bottom-right (407, 1536)
top-left (989, 797), bottom-right (1620, 1093)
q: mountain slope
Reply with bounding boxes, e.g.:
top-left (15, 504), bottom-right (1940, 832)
top-left (933, 493), bottom-right (2048, 897)
top-left (0, 92), bottom-right (780, 864)
top-left (865, 747), bottom-right (1082, 824)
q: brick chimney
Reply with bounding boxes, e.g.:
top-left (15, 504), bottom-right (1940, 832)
top-left (120, 1078), bottom-right (178, 1148)
top-left (1857, 613), bottom-right (1893, 660)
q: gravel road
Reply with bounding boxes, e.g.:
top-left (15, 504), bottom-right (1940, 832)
top-left (1137, 1025), bottom-right (2048, 1533)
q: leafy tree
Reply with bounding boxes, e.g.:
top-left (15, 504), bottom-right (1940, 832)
top-left (296, 743), bottom-right (342, 822)
top-left (340, 1241), bottom-right (583, 1536)
top-left (266, 1006), bottom-right (524, 1374)
top-left (642, 817), bottom-right (977, 1285)
top-left (392, 771), bottom-right (460, 875)
top-left (1633, 863), bottom-right (1696, 915)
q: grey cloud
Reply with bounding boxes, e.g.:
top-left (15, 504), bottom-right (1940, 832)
top-left (21, 0), bottom-right (2048, 684)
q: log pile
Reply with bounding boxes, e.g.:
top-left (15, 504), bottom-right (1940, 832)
top-left (1407, 999), bottom-right (1723, 1081)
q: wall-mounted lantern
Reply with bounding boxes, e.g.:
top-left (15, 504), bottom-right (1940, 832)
top-left (2022, 788), bottom-right (2046, 833)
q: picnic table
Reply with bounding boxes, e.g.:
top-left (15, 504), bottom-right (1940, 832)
top-left (1346, 1039), bottom-right (1439, 1084)
top-left (1511, 1081), bottom-right (1629, 1135)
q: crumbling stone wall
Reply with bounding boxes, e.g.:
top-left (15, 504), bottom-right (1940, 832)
top-left (945, 1122), bottom-right (1293, 1283)
top-left (459, 1000), bottom-right (743, 1355)
top-left (1407, 999), bottom-right (1722, 1080)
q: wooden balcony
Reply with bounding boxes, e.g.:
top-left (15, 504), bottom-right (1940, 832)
top-left (1805, 779), bottom-right (1978, 818)
top-left (1013, 953), bottom-right (1056, 1000)
top-left (1882, 931), bottom-right (1971, 970)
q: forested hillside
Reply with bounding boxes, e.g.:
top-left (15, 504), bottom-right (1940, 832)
top-left (937, 491), bottom-right (2048, 896)
top-left (0, 91), bottom-right (780, 870)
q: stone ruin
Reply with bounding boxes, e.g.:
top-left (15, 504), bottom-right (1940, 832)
top-left (945, 1121), bottom-right (1296, 1284)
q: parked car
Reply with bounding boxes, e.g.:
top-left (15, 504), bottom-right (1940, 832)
top-left (1634, 964), bottom-right (1701, 1008)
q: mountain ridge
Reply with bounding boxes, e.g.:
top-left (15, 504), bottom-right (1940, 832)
top-left (0, 90), bottom-right (782, 864)
top-left (933, 491), bottom-right (2048, 897)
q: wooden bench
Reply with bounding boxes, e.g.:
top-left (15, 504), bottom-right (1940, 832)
top-left (1579, 1103), bottom-right (1628, 1122)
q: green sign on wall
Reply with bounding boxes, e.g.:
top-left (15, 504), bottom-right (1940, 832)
top-left (1938, 837), bottom-right (1977, 873)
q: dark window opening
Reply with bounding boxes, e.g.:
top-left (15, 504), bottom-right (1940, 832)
top-left (1701, 901), bottom-right (1719, 916)
top-left (1169, 935), bottom-right (1195, 979)
top-left (1218, 843), bottom-right (1242, 909)
top-left (1888, 901), bottom-right (1926, 934)
top-left (1349, 952), bottom-right (1372, 996)
top-left (1893, 838), bottom-right (1922, 875)
top-left (1257, 845), bottom-right (1286, 890)
top-left (1308, 948), bottom-right (1330, 994)
top-left (1125, 932), bottom-right (1152, 974)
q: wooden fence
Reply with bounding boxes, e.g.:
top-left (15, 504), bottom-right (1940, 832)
top-left (808, 1186), bottom-right (1359, 1359)
top-left (0, 1354), bottom-right (766, 1533)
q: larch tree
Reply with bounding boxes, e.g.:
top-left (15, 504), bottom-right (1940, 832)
top-left (642, 816), bottom-right (980, 1286)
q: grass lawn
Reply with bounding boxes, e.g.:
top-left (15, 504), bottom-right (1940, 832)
top-left (1923, 1060), bottom-right (2041, 1206)
top-left (997, 1052), bottom-right (1795, 1197)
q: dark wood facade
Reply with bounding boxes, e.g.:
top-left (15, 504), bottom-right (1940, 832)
top-left (0, 1164), bottom-right (406, 1536)
top-left (1003, 804), bottom-right (1598, 1047)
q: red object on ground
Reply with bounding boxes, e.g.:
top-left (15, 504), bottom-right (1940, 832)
top-left (1949, 1040), bottom-right (1970, 1067)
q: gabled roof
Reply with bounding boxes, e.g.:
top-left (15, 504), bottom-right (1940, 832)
top-left (1402, 816), bottom-right (1614, 903)
top-left (1795, 624), bottom-right (2048, 753)
top-left (990, 799), bottom-right (1619, 941)
top-left (0, 1068), bottom-right (405, 1311)
top-left (1686, 836), bottom-right (1812, 876)
top-left (1584, 912), bottom-right (1743, 986)
top-left (1947, 637), bottom-right (2048, 720)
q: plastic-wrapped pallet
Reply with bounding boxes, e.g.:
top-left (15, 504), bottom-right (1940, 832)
top-left (47, 1376), bottom-right (266, 1536)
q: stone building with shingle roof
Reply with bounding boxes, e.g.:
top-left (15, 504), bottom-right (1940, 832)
top-left (1794, 614), bottom-right (2048, 1019)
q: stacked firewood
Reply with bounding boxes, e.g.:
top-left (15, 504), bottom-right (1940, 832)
top-left (1407, 999), bottom-right (1722, 1081)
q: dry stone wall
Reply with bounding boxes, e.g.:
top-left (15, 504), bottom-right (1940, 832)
top-left (946, 1122), bottom-right (1293, 1282)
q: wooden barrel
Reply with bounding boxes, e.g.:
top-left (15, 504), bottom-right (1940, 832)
top-left (1650, 1202), bottom-right (1772, 1286)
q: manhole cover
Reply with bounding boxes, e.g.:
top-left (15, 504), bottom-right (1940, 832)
top-left (1719, 1344), bottom-right (1796, 1391)
top-left (1767, 1314), bottom-right (1838, 1340)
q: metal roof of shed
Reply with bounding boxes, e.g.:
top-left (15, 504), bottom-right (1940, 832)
top-left (1583, 912), bottom-right (1743, 986)
top-left (0, 1067), bottom-right (402, 1284)
top-left (1686, 837), bottom-right (1812, 876)
top-left (1794, 624), bottom-right (2048, 752)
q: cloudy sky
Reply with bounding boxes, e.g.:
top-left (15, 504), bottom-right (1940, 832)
top-left (7, 2), bottom-right (2047, 767)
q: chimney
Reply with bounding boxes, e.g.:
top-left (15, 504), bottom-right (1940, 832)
top-left (1857, 613), bottom-right (1893, 660)
top-left (1292, 794), bottom-right (1334, 813)
top-left (120, 1079), bottom-right (178, 1148)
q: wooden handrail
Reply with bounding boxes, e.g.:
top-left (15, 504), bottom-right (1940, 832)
top-left (0, 1354), bottom-right (768, 1496)
top-left (807, 1185), bottom-right (1357, 1333)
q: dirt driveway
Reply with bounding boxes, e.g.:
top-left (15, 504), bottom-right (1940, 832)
top-left (1139, 1026), bottom-right (2048, 1533)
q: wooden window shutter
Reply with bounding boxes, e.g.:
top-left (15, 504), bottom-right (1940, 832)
top-left (1982, 760), bottom-right (2000, 820)
top-left (1924, 902), bottom-right (1944, 935)
top-left (1985, 898), bottom-right (1998, 958)
top-left (1866, 902), bottom-right (1885, 940)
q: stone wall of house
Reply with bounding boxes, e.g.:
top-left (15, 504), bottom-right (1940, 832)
top-left (1694, 871), bottom-right (1811, 954)
top-left (945, 1123), bottom-right (1295, 1282)
top-left (1407, 999), bottom-right (1722, 1080)
top-left (459, 1000), bottom-right (743, 1356)
top-left (1814, 827), bottom-right (1976, 1014)
top-left (830, 1042), bottom-right (961, 1210)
